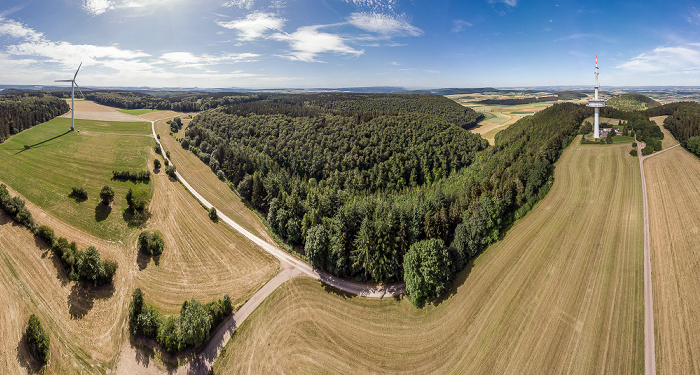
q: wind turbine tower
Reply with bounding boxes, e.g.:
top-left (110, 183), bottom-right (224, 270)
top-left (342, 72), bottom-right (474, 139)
top-left (586, 56), bottom-right (607, 138)
top-left (55, 63), bottom-right (84, 131)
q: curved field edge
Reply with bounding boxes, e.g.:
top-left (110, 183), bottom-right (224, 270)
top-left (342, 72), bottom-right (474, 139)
top-left (213, 138), bottom-right (644, 374)
top-left (153, 116), bottom-right (273, 241)
top-left (645, 145), bottom-right (700, 374)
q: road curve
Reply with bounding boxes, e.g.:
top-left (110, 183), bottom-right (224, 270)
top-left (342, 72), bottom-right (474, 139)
top-left (150, 119), bottom-right (406, 298)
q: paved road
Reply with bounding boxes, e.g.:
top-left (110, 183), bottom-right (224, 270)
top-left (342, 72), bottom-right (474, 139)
top-left (637, 141), bottom-right (677, 375)
top-left (147, 119), bottom-right (405, 373)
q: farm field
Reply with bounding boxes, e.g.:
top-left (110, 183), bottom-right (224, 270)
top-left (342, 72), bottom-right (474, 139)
top-left (0, 117), bottom-right (154, 241)
top-left (118, 108), bottom-right (160, 116)
top-left (62, 99), bottom-right (144, 122)
top-left (649, 116), bottom-right (679, 149)
top-left (134, 166), bottom-right (278, 315)
top-left (154, 117), bottom-right (273, 241)
top-left (645, 145), bottom-right (700, 374)
top-left (213, 138), bottom-right (644, 374)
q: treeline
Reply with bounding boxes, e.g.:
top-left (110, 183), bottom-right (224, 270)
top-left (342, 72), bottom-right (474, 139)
top-left (0, 94), bottom-right (69, 143)
top-left (112, 170), bottom-right (151, 182)
top-left (128, 289), bottom-right (232, 353)
top-left (474, 91), bottom-right (586, 105)
top-left (0, 184), bottom-right (117, 285)
top-left (653, 101), bottom-right (700, 157)
top-left (84, 91), bottom-right (262, 112)
top-left (183, 102), bottom-right (587, 286)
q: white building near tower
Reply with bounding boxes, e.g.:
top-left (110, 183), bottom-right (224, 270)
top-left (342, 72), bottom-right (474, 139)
top-left (586, 56), bottom-right (607, 138)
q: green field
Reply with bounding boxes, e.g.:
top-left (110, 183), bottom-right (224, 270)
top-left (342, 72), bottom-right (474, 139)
top-left (117, 108), bottom-right (160, 115)
top-left (214, 138), bottom-right (643, 374)
top-left (0, 117), bottom-right (154, 240)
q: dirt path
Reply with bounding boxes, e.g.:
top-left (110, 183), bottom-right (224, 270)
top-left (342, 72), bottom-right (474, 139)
top-left (637, 139), bottom-right (679, 375)
top-left (147, 118), bottom-right (405, 373)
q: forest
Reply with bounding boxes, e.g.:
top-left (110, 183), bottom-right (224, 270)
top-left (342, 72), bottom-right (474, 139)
top-left (649, 101), bottom-right (700, 156)
top-left (0, 93), bottom-right (69, 143)
top-left (181, 99), bottom-right (589, 287)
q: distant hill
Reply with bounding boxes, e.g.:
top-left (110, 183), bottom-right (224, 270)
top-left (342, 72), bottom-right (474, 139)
top-left (607, 93), bottom-right (660, 111)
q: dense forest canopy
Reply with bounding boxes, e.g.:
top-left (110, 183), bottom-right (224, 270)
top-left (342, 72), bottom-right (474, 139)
top-left (181, 99), bottom-right (589, 284)
top-left (0, 93), bottom-right (69, 142)
top-left (648, 101), bottom-right (700, 157)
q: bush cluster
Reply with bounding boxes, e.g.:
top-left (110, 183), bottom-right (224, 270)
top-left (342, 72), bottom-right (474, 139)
top-left (128, 289), bottom-right (232, 353)
top-left (112, 170), bottom-right (151, 182)
top-left (138, 230), bottom-right (164, 256)
top-left (165, 165), bottom-right (177, 178)
top-left (168, 117), bottom-right (183, 133)
top-left (100, 185), bottom-right (114, 205)
top-left (208, 207), bottom-right (218, 222)
top-left (69, 186), bottom-right (88, 200)
top-left (126, 187), bottom-right (151, 211)
top-left (0, 184), bottom-right (34, 228)
top-left (26, 314), bottom-right (50, 365)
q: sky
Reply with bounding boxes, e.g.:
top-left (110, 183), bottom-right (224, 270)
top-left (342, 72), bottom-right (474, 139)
top-left (1, 0), bottom-right (700, 89)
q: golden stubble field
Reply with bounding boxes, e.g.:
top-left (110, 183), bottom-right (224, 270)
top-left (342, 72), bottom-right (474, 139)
top-left (0, 103), bottom-right (279, 373)
top-left (645, 145), bottom-right (700, 374)
top-left (214, 138), bottom-right (644, 374)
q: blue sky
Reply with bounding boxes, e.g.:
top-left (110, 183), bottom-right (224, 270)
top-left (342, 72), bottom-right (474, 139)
top-left (1, 0), bottom-right (700, 88)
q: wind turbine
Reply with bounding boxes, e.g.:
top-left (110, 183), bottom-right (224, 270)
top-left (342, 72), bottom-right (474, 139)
top-left (55, 63), bottom-right (84, 131)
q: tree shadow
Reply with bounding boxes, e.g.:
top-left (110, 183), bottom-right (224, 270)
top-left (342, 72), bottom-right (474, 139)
top-left (68, 192), bottom-right (88, 203)
top-left (17, 330), bottom-right (42, 374)
top-left (123, 208), bottom-right (150, 227)
top-left (13, 130), bottom-right (72, 155)
top-left (68, 282), bottom-right (115, 319)
top-left (95, 203), bottom-right (112, 222)
top-left (430, 259), bottom-right (474, 307)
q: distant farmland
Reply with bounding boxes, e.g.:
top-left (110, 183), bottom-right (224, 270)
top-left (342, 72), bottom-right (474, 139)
top-left (214, 138), bottom-right (643, 374)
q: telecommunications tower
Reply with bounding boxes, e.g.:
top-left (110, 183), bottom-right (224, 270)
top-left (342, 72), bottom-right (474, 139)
top-left (586, 56), bottom-right (607, 138)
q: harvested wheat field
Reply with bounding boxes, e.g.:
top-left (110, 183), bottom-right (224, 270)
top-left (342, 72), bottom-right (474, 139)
top-left (61, 99), bottom-right (144, 122)
top-left (645, 145), bottom-right (700, 374)
top-left (214, 138), bottom-right (644, 374)
top-left (134, 167), bottom-right (277, 315)
top-left (649, 116), bottom-right (679, 150)
top-left (154, 117), bottom-right (273, 241)
top-left (0, 189), bottom-right (132, 374)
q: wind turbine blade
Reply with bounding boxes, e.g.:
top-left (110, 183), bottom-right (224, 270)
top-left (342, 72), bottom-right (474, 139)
top-left (73, 62), bottom-right (82, 80)
top-left (74, 82), bottom-right (85, 99)
top-left (55, 79), bottom-right (72, 82)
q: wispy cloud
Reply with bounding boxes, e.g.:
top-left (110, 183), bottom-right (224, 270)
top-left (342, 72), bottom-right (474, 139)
top-left (83, 0), bottom-right (115, 16)
top-left (554, 33), bottom-right (613, 43)
top-left (341, 0), bottom-right (398, 11)
top-left (159, 51), bottom-right (259, 68)
top-left (222, 0), bottom-right (254, 9)
top-left (272, 25), bottom-right (363, 62)
top-left (217, 12), bottom-right (286, 41)
top-left (0, 17), bottom-right (44, 42)
top-left (452, 19), bottom-right (472, 33)
top-left (617, 44), bottom-right (700, 73)
top-left (348, 12), bottom-right (422, 37)
top-left (489, 0), bottom-right (518, 7)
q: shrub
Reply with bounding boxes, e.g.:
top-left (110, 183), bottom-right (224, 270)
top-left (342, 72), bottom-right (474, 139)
top-left (165, 165), bottom-right (177, 178)
top-left (208, 207), bottom-right (218, 222)
top-left (112, 170), bottom-right (151, 182)
top-left (154, 159), bottom-right (161, 170)
top-left (78, 246), bottom-right (104, 285)
top-left (26, 314), bottom-right (50, 365)
top-left (126, 186), bottom-right (151, 211)
top-left (154, 145), bottom-right (162, 155)
top-left (216, 170), bottom-right (226, 181)
top-left (166, 151), bottom-right (171, 159)
top-left (70, 186), bottom-right (88, 200)
top-left (180, 299), bottom-right (211, 348)
top-left (100, 185), bottom-right (115, 206)
top-left (138, 231), bottom-right (165, 256)
top-left (36, 225), bottom-right (56, 247)
top-left (404, 238), bottom-right (452, 307)
top-left (181, 138), bottom-right (189, 149)
top-left (0, 186), bottom-right (34, 228)
top-left (632, 142), bottom-right (637, 147)
top-left (630, 149), bottom-right (638, 157)
top-left (642, 145), bottom-right (654, 156)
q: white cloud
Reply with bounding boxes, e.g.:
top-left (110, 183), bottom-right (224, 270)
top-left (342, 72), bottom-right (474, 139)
top-left (272, 26), bottom-right (363, 62)
top-left (348, 12), bottom-right (422, 36)
top-left (554, 33), bottom-right (613, 43)
top-left (8, 41), bottom-right (150, 68)
top-left (217, 12), bottom-right (286, 41)
top-left (489, 0), bottom-right (518, 6)
top-left (341, 0), bottom-right (397, 11)
top-left (223, 0), bottom-right (254, 9)
top-left (159, 51), bottom-right (259, 67)
top-left (617, 45), bottom-right (700, 73)
top-left (83, 0), bottom-right (115, 15)
top-left (0, 18), bottom-right (44, 42)
top-left (452, 19), bottom-right (472, 33)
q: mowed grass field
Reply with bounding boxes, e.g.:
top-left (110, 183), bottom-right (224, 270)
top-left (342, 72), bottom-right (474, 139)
top-left (118, 108), bottom-right (160, 116)
top-left (0, 117), bottom-right (154, 240)
top-left (214, 138), bottom-right (644, 374)
top-left (645, 145), bottom-right (700, 374)
top-left (154, 117), bottom-right (273, 242)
